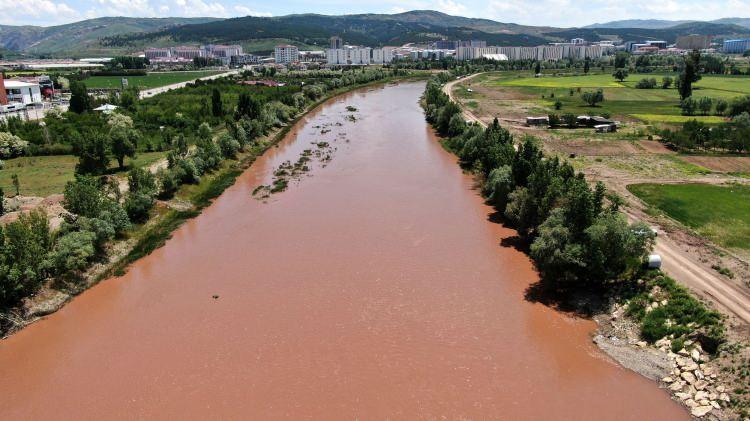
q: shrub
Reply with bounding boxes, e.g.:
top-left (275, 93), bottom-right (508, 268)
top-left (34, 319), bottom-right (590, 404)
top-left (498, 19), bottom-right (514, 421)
top-left (124, 192), bottom-right (155, 223)
top-left (218, 133), bottom-right (240, 158)
top-left (44, 230), bottom-right (96, 276)
top-left (0, 132), bottom-right (29, 158)
top-left (156, 168), bottom-right (180, 199)
top-left (635, 78), bottom-right (657, 89)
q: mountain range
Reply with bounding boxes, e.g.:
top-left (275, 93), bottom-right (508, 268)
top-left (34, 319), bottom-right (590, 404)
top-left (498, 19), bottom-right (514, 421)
top-left (586, 18), bottom-right (750, 29)
top-left (0, 11), bottom-right (749, 57)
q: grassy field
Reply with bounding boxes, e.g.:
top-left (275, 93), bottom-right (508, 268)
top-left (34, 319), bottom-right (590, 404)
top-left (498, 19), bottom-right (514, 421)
top-left (628, 183), bottom-right (750, 250)
top-left (0, 152), bottom-right (165, 197)
top-left (473, 71), bottom-right (750, 124)
top-left (83, 71), bottom-right (223, 90)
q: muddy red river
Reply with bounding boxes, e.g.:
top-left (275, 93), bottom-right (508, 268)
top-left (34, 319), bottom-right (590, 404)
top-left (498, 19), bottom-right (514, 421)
top-left (0, 82), bottom-right (687, 419)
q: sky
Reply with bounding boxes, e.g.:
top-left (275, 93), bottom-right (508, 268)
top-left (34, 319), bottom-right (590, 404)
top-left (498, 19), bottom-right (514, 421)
top-left (2, 0), bottom-right (749, 28)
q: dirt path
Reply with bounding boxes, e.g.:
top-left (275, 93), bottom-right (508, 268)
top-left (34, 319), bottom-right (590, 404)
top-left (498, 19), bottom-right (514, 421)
top-left (445, 75), bottom-right (750, 325)
top-left (139, 70), bottom-right (239, 99)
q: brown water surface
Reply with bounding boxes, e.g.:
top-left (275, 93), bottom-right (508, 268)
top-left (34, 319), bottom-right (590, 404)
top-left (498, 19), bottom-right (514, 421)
top-left (0, 82), bottom-right (687, 420)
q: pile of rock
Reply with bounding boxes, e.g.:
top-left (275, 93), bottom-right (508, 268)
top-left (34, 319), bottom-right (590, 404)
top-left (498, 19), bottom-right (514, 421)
top-left (655, 337), bottom-right (730, 418)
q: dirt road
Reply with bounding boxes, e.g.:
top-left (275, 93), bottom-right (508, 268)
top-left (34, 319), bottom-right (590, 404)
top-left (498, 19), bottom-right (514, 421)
top-left (444, 74), bottom-right (750, 324)
top-left (139, 70), bottom-right (239, 99)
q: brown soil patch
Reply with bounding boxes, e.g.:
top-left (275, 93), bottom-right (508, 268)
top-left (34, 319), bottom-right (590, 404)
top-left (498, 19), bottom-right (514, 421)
top-left (680, 156), bottom-right (750, 173)
top-left (638, 140), bottom-right (674, 155)
top-left (544, 138), bottom-right (646, 156)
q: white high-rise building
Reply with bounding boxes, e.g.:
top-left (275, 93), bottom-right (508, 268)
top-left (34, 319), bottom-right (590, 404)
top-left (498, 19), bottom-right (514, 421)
top-left (275, 45), bottom-right (299, 64)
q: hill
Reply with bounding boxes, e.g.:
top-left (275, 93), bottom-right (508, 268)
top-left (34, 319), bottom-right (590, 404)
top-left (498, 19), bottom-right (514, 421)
top-left (0, 17), bottom-right (222, 56)
top-left (102, 12), bottom-right (553, 51)
top-left (1, 12), bottom-right (749, 57)
top-left (548, 22), bottom-right (749, 44)
top-left (586, 17), bottom-right (750, 29)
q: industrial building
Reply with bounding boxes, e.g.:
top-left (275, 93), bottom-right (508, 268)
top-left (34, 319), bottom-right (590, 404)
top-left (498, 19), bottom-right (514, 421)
top-left (724, 39), bottom-right (750, 54)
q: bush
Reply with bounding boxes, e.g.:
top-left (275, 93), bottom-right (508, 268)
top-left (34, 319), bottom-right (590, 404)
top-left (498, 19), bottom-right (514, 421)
top-left (581, 89), bottom-right (604, 107)
top-left (635, 78), bottom-right (657, 89)
top-left (124, 192), bottom-right (155, 223)
top-left (156, 168), bottom-right (180, 199)
top-left (0, 132), bottom-right (29, 158)
top-left (127, 167), bottom-right (157, 196)
top-left (44, 230), bottom-right (96, 276)
top-left (0, 209), bottom-right (51, 307)
top-left (218, 133), bottom-right (240, 158)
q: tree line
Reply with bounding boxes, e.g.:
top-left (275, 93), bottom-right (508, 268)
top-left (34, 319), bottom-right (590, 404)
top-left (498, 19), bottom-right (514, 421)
top-left (423, 74), bottom-right (656, 291)
top-left (0, 67), bottom-right (398, 328)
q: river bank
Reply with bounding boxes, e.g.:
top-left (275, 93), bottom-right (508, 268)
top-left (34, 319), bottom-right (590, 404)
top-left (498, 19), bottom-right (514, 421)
top-left (2, 74), bottom-right (425, 339)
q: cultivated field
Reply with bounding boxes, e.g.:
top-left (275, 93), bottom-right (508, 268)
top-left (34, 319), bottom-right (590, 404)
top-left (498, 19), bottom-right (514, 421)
top-left (83, 71), bottom-right (223, 90)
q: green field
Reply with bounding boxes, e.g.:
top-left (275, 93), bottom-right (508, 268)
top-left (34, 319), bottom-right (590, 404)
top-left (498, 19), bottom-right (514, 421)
top-left (482, 72), bottom-right (750, 124)
top-left (630, 114), bottom-right (728, 123)
top-left (628, 183), bottom-right (750, 250)
top-left (0, 152), bottom-right (165, 197)
top-left (83, 71), bottom-right (223, 90)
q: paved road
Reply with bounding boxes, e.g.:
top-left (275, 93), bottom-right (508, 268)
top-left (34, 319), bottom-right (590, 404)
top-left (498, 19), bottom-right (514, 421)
top-left (444, 73), bottom-right (750, 324)
top-left (140, 70), bottom-right (239, 99)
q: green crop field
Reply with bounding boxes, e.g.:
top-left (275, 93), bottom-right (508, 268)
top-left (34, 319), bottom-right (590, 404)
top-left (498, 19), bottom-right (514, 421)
top-left (495, 73), bottom-right (626, 88)
top-left (83, 71), bottom-right (224, 90)
top-left (630, 114), bottom-right (728, 123)
top-left (628, 183), bottom-right (750, 250)
top-left (0, 152), bottom-right (165, 197)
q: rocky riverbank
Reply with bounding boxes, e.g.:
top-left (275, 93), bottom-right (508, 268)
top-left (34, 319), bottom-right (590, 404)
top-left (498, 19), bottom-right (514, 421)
top-left (594, 287), bottom-right (742, 419)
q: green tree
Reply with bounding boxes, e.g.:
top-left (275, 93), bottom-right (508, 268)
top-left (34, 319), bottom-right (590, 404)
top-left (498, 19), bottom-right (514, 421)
top-left (72, 130), bottom-right (110, 175)
top-left (0, 209), bottom-right (51, 306)
top-left (614, 52), bottom-right (630, 69)
top-left (69, 80), bottom-right (91, 114)
top-left (534, 61), bottom-right (541, 74)
top-left (677, 50), bottom-right (702, 101)
top-left (583, 58), bottom-right (590, 74)
top-left (612, 69), bottom-right (628, 82)
top-left (11, 174), bottom-right (19, 196)
top-left (211, 88), bottom-right (223, 117)
top-left (661, 76), bottom-right (673, 89)
top-left (110, 126), bottom-right (138, 169)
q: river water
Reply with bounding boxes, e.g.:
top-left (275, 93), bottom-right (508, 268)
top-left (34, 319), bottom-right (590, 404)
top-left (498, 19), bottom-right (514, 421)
top-left (0, 81), bottom-right (687, 419)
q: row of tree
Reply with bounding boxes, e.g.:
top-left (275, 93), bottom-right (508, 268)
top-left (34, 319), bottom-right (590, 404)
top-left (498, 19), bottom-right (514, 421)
top-left (660, 113), bottom-right (750, 153)
top-left (423, 76), bottom-right (655, 289)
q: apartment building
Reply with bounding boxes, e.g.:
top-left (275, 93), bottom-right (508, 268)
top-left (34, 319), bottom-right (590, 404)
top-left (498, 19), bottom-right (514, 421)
top-left (274, 45), bottom-right (299, 64)
top-left (172, 46), bottom-right (205, 60)
top-left (457, 44), bottom-right (603, 61)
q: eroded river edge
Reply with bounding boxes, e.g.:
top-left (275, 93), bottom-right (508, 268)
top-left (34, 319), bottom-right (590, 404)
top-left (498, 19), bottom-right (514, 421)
top-left (0, 81), bottom-right (687, 419)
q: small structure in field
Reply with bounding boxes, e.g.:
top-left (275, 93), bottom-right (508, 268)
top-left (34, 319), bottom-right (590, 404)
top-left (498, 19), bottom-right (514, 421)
top-left (647, 254), bottom-right (662, 269)
top-left (526, 116), bottom-right (549, 126)
top-left (577, 115), bottom-right (614, 127)
top-left (595, 123), bottom-right (617, 133)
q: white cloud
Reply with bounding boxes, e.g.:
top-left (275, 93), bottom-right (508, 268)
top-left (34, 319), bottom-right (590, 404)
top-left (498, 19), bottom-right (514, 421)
top-left (435, 0), bottom-right (466, 15)
top-left (172, 0), bottom-right (227, 16)
top-left (234, 5), bottom-right (271, 17)
top-left (0, 0), bottom-right (76, 22)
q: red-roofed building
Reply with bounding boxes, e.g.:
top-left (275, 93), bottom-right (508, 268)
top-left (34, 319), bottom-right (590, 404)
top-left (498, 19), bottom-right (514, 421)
top-left (0, 74), bottom-right (7, 105)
